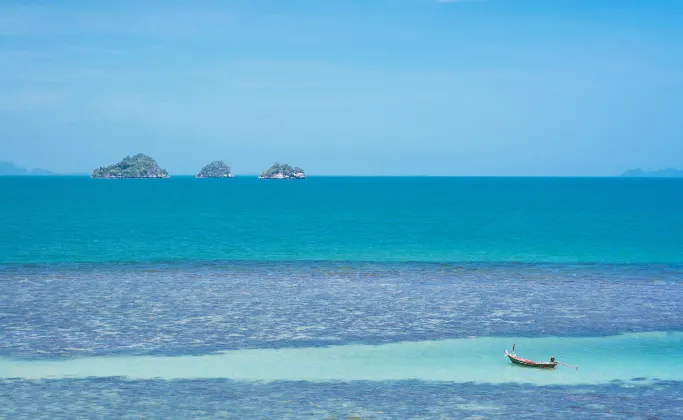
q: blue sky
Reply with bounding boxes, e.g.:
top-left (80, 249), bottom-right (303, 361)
top-left (1, 0), bottom-right (682, 175)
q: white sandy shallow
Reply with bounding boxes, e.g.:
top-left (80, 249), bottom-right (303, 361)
top-left (2, 332), bottom-right (681, 385)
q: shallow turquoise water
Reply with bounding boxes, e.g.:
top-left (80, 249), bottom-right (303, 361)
top-left (2, 176), bottom-right (682, 264)
top-left (3, 332), bottom-right (682, 386)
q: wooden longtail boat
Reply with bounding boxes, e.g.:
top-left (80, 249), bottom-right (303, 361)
top-left (505, 345), bottom-right (557, 369)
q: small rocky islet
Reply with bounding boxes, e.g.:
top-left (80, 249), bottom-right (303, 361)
top-left (258, 162), bottom-right (306, 179)
top-left (91, 154), bottom-right (169, 179)
top-left (196, 161), bottom-right (234, 178)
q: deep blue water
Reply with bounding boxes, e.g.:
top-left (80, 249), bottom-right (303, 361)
top-left (3, 379), bottom-right (683, 419)
top-left (2, 176), bottom-right (682, 264)
top-left (2, 262), bottom-right (682, 359)
top-left (2, 176), bottom-right (683, 418)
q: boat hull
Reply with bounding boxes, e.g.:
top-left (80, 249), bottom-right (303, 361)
top-left (505, 350), bottom-right (557, 369)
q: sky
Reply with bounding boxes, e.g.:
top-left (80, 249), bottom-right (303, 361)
top-left (1, 0), bottom-right (682, 176)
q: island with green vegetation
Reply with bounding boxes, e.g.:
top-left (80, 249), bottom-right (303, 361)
top-left (621, 168), bottom-right (683, 177)
top-left (258, 162), bottom-right (305, 179)
top-left (196, 161), bottom-right (234, 178)
top-left (91, 154), bottom-right (169, 179)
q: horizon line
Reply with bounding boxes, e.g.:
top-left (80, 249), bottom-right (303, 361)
top-left (0, 174), bottom-right (673, 178)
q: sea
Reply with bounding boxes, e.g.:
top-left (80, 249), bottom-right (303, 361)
top-left (1, 176), bottom-right (682, 419)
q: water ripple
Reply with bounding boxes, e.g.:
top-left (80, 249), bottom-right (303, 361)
top-left (1, 378), bottom-right (682, 419)
top-left (1, 262), bottom-right (682, 359)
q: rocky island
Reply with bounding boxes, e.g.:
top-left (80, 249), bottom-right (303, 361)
top-left (258, 163), bottom-right (305, 179)
top-left (196, 161), bottom-right (234, 178)
top-left (91, 154), bottom-right (169, 179)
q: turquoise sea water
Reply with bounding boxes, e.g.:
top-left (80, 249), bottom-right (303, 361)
top-left (2, 176), bottom-right (683, 418)
top-left (2, 176), bottom-right (682, 264)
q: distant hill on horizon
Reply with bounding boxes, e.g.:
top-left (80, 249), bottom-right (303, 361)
top-left (0, 161), bottom-right (55, 176)
top-left (621, 168), bottom-right (683, 177)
